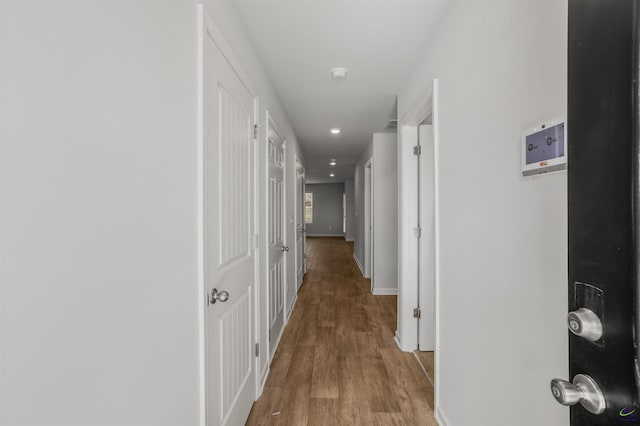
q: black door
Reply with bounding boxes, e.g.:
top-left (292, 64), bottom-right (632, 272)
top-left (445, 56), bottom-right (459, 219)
top-left (555, 0), bottom-right (639, 424)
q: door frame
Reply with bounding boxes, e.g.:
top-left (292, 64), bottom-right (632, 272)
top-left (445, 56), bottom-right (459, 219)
top-left (197, 5), bottom-right (261, 424)
top-left (396, 78), bottom-right (441, 412)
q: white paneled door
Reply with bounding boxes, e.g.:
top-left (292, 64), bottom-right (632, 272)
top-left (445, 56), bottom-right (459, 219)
top-left (201, 9), bottom-right (256, 426)
top-left (418, 124), bottom-right (435, 351)
top-left (267, 114), bottom-right (285, 358)
top-left (296, 166), bottom-right (306, 289)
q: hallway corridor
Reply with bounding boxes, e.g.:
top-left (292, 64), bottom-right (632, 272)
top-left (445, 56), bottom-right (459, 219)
top-left (246, 237), bottom-right (436, 425)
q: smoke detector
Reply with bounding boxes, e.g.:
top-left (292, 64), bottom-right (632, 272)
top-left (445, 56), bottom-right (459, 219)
top-left (330, 67), bottom-right (348, 80)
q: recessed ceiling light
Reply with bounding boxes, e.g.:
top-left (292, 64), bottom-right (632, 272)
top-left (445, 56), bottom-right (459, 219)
top-left (330, 128), bottom-right (341, 135)
top-left (329, 173), bottom-right (335, 177)
top-left (330, 67), bottom-right (348, 80)
top-left (330, 161), bottom-right (337, 166)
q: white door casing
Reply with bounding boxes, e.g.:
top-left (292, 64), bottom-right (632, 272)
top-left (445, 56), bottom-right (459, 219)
top-left (267, 112), bottom-right (286, 359)
top-left (199, 8), bottom-right (257, 425)
top-left (418, 124), bottom-right (435, 351)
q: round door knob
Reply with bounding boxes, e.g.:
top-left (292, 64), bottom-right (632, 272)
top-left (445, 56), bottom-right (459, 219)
top-left (551, 379), bottom-right (582, 405)
top-left (567, 308), bottom-right (603, 341)
top-left (550, 374), bottom-right (606, 415)
top-left (209, 288), bottom-right (230, 305)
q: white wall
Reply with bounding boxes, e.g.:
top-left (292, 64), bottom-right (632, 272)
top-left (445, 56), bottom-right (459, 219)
top-left (397, 1), bottom-right (568, 425)
top-left (0, 0), bottom-right (306, 424)
top-left (305, 183), bottom-right (345, 236)
top-left (1, 2), bottom-right (200, 424)
top-left (353, 142), bottom-right (373, 271)
top-left (344, 179), bottom-right (356, 241)
top-left (372, 133), bottom-right (398, 294)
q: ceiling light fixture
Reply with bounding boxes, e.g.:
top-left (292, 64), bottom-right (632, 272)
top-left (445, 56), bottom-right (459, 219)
top-left (330, 128), bottom-right (341, 135)
top-left (330, 161), bottom-right (337, 166)
top-left (329, 173), bottom-right (335, 177)
top-left (330, 67), bottom-right (348, 80)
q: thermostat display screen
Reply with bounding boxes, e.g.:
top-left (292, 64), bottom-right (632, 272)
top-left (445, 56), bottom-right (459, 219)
top-left (525, 123), bottom-right (565, 165)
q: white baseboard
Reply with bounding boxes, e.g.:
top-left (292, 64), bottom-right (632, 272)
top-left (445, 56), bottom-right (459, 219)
top-left (307, 233), bottom-right (344, 237)
top-left (372, 287), bottom-right (398, 295)
top-left (286, 294), bottom-right (297, 321)
top-left (394, 331), bottom-right (403, 350)
top-left (353, 253), bottom-right (365, 276)
top-left (435, 404), bottom-right (451, 426)
top-left (344, 237), bottom-right (354, 242)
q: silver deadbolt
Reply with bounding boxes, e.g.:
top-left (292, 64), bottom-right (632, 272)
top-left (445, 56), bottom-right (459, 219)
top-left (550, 374), bottom-right (605, 414)
top-left (209, 288), bottom-right (230, 305)
top-left (567, 308), bottom-right (603, 341)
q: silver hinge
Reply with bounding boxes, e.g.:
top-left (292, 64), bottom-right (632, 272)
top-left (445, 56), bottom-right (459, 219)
top-left (413, 308), bottom-right (421, 319)
top-left (413, 145), bottom-right (421, 156)
top-left (254, 124), bottom-right (259, 139)
top-left (414, 226), bottom-right (422, 238)
top-left (255, 343), bottom-right (259, 357)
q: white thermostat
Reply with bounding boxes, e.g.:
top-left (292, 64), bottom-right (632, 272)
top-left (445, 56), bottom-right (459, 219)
top-left (521, 117), bottom-right (567, 176)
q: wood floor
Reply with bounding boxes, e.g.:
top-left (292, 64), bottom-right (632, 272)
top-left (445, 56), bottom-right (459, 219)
top-left (246, 237), bottom-right (437, 426)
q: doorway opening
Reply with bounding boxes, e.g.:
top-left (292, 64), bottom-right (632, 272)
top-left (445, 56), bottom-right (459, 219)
top-left (397, 78), bottom-right (440, 415)
top-left (364, 158), bottom-right (374, 289)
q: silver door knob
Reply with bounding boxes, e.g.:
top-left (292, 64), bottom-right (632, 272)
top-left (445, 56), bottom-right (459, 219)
top-left (567, 308), bottom-right (603, 341)
top-left (550, 374), bottom-right (605, 414)
top-left (282, 246), bottom-right (289, 252)
top-left (209, 288), bottom-right (229, 305)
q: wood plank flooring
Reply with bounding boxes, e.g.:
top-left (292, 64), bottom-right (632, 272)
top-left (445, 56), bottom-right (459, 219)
top-left (246, 237), bottom-right (437, 426)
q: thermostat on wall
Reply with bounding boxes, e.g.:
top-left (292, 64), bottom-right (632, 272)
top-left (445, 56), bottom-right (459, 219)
top-left (521, 117), bottom-right (567, 176)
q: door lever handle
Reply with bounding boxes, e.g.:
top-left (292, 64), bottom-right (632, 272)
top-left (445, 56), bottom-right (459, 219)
top-left (282, 246), bottom-right (289, 252)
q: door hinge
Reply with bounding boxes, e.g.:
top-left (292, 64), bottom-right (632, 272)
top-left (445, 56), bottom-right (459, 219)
top-left (413, 308), bottom-right (421, 319)
top-left (414, 226), bottom-right (422, 238)
top-left (413, 145), bottom-right (421, 156)
top-left (255, 343), bottom-right (259, 357)
top-left (254, 124), bottom-right (259, 139)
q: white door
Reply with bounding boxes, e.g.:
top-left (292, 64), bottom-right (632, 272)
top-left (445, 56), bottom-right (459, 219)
top-left (202, 10), bottom-right (256, 425)
top-left (418, 124), bottom-right (436, 351)
top-left (295, 166), bottom-right (306, 289)
top-left (364, 159), bottom-right (373, 280)
top-left (267, 116), bottom-right (285, 358)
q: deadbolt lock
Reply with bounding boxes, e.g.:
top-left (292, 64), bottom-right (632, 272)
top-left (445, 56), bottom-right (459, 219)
top-left (567, 308), bottom-right (603, 342)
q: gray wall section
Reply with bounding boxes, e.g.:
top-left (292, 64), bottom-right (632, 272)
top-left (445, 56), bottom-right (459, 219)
top-left (372, 132), bottom-right (398, 292)
top-left (354, 141), bottom-right (373, 268)
top-left (305, 183), bottom-right (345, 236)
top-left (344, 179), bottom-right (356, 241)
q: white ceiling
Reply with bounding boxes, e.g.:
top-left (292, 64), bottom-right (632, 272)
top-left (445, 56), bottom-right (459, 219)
top-left (235, 0), bottom-right (449, 182)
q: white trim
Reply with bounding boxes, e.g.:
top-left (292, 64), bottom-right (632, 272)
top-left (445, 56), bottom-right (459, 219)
top-left (258, 365), bottom-right (270, 396)
top-left (353, 253), bottom-right (365, 276)
top-left (435, 404), bottom-right (450, 426)
top-left (401, 89), bottom-right (433, 126)
top-left (372, 288), bottom-right (398, 296)
top-left (196, 6), bottom-right (206, 426)
top-left (433, 78), bottom-right (442, 416)
top-left (286, 293), bottom-right (298, 320)
top-left (394, 332), bottom-right (403, 351)
top-left (344, 238), bottom-right (354, 242)
top-left (306, 233), bottom-right (345, 237)
top-left (269, 321), bottom-right (286, 361)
